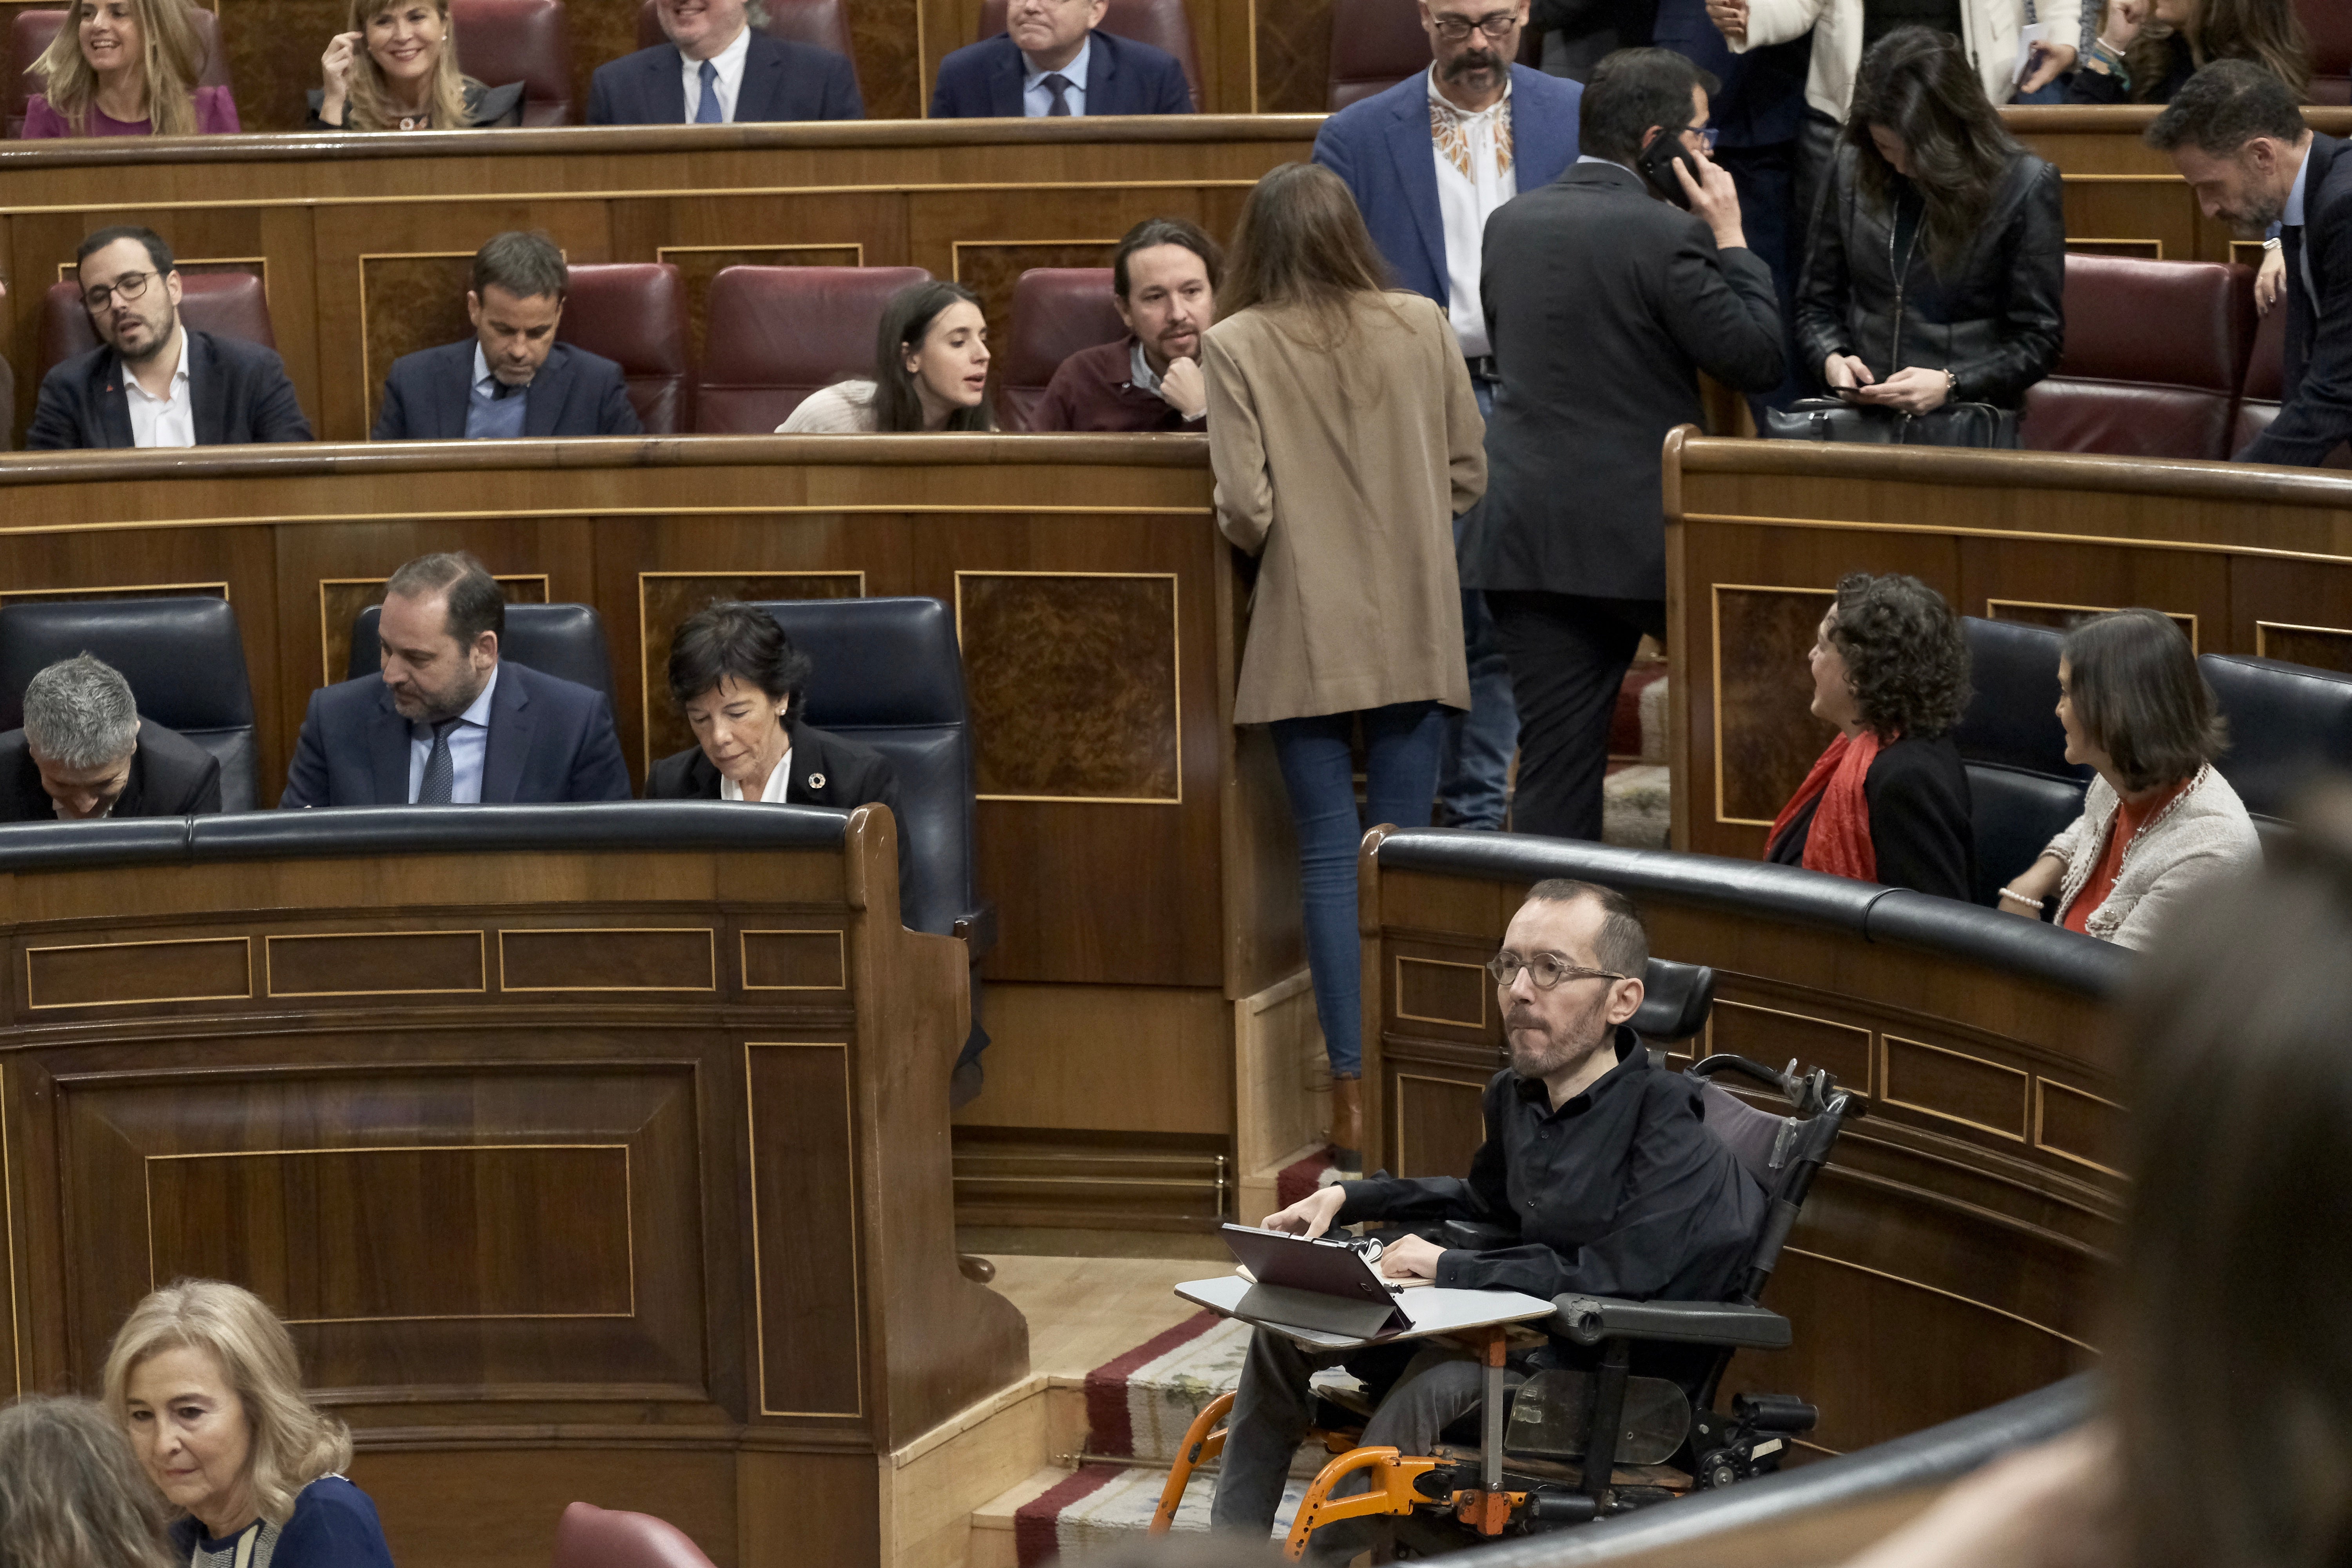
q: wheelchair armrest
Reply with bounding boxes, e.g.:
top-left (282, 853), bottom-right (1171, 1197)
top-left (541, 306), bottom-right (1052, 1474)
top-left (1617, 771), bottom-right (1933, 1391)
top-left (1436, 1220), bottom-right (1518, 1252)
top-left (1548, 1294), bottom-right (1793, 1350)
top-left (952, 901), bottom-right (998, 960)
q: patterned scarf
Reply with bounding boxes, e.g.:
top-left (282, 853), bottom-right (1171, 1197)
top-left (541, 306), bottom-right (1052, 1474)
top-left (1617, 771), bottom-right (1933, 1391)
top-left (1767, 731), bottom-right (1887, 884)
top-left (1429, 91), bottom-right (1514, 183)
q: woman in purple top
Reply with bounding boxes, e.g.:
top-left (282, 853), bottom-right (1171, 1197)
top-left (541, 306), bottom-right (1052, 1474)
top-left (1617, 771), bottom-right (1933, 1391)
top-left (21, 0), bottom-right (240, 137)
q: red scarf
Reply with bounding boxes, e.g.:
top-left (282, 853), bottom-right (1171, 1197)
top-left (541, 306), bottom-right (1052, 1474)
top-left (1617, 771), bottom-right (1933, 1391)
top-left (1766, 731), bottom-right (1885, 884)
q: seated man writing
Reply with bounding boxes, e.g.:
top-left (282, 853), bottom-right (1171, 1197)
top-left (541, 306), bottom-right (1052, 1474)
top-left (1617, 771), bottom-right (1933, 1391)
top-left (1210, 878), bottom-right (1765, 1559)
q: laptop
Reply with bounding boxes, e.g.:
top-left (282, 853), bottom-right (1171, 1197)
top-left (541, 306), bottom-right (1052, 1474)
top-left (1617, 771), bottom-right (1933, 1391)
top-left (1220, 1222), bottom-right (1413, 1340)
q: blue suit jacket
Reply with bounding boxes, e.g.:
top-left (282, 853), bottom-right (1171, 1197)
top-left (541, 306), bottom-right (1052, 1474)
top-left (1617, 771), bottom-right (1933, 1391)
top-left (929, 29), bottom-right (1192, 118)
top-left (372, 340), bottom-right (644, 441)
top-left (587, 32), bottom-right (863, 123)
top-left (279, 661), bottom-right (633, 808)
top-left (1650, 0), bottom-right (1809, 149)
top-left (1311, 65), bottom-right (1582, 309)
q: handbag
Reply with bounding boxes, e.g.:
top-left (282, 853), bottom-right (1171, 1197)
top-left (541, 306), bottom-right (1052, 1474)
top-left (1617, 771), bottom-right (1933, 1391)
top-left (1762, 398), bottom-right (2020, 449)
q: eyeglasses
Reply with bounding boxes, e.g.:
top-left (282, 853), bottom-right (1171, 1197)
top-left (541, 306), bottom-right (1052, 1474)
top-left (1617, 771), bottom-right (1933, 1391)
top-left (82, 270), bottom-right (155, 311)
top-left (1683, 125), bottom-right (1720, 152)
top-left (1430, 12), bottom-right (1521, 41)
top-left (1485, 951), bottom-right (1631, 990)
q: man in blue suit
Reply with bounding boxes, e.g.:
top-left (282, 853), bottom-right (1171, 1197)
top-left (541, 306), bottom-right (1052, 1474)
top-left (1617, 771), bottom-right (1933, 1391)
top-left (282, 553), bottom-right (632, 808)
top-left (588, 0), bottom-right (862, 123)
top-left (931, 0), bottom-right (1192, 118)
top-left (374, 232), bottom-right (643, 442)
top-left (1311, 0), bottom-right (1579, 834)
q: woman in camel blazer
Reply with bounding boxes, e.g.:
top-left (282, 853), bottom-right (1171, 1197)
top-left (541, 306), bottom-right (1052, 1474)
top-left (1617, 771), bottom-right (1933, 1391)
top-left (1204, 160), bottom-right (1486, 1172)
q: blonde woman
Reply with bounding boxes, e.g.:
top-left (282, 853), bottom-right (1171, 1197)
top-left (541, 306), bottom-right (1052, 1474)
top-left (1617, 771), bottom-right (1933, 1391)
top-left (22, 0), bottom-right (240, 138)
top-left (0, 1396), bottom-right (178, 1568)
top-left (308, 0), bottom-right (522, 130)
top-left (103, 1280), bottom-right (397, 1568)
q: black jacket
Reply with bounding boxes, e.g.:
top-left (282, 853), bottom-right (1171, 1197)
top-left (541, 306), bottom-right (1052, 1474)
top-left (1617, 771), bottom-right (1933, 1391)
top-left (28, 328), bottom-right (312, 450)
top-left (2241, 133), bottom-right (2352, 468)
top-left (647, 719), bottom-right (907, 907)
top-left (0, 720), bottom-right (221, 821)
top-left (305, 78), bottom-right (525, 129)
top-left (1765, 731), bottom-right (1975, 903)
top-left (1796, 146), bottom-right (2066, 410)
top-left (1466, 159), bottom-right (1783, 603)
top-left (588, 34), bottom-right (862, 123)
top-left (372, 340), bottom-right (644, 440)
top-left (2064, 34), bottom-right (2192, 104)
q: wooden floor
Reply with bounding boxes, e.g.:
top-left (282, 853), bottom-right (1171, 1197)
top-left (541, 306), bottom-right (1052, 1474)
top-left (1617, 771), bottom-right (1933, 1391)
top-left (980, 1253), bottom-right (1215, 1379)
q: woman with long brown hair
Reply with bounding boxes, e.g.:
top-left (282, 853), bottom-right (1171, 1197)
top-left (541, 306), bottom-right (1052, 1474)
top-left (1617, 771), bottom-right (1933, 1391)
top-left (2069, 0), bottom-right (2310, 103)
top-left (1205, 160), bottom-right (1485, 1174)
top-left (308, 0), bottom-right (522, 130)
top-left (22, 0), bottom-right (238, 137)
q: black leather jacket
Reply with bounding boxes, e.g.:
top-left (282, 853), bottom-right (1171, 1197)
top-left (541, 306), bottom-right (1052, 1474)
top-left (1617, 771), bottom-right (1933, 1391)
top-left (1795, 145), bottom-right (2067, 410)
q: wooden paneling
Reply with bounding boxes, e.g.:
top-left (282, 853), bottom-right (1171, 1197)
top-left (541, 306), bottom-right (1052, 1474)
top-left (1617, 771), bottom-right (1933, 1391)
top-left (498, 925), bottom-right (717, 991)
top-left (744, 1042), bottom-right (862, 1418)
top-left (264, 929), bottom-right (487, 995)
top-left (24, 935), bottom-right (251, 1010)
top-left (953, 981), bottom-right (1231, 1136)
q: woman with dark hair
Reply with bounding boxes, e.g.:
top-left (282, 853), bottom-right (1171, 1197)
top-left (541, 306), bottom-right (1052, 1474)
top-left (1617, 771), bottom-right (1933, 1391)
top-left (308, 0), bottom-right (523, 129)
top-left (0, 1395), bottom-right (178, 1568)
top-left (1796, 26), bottom-right (2065, 421)
top-left (778, 281), bottom-right (994, 433)
top-left (1206, 160), bottom-right (1485, 1172)
top-left (1765, 572), bottom-right (1975, 900)
top-left (2068, 0), bottom-right (2310, 104)
top-left (23, 0), bottom-right (239, 137)
top-left (1997, 608), bottom-right (2257, 947)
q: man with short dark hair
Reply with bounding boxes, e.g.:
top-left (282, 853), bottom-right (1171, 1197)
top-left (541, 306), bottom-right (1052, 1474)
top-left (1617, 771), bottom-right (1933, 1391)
top-left (29, 226), bottom-right (312, 450)
top-left (1209, 878), bottom-right (1763, 1560)
top-left (1468, 48), bottom-right (1782, 842)
top-left (931, 0), bottom-right (1192, 117)
top-left (0, 653), bottom-right (220, 820)
top-left (372, 232), bottom-right (644, 441)
top-left (1030, 216), bottom-right (1220, 432)
top-left (588, 0), bottom-right (862, 123)
top-left (2149, 61), bottom-right (2351, 469)
top-left (280, 552), bottom-right (632, 807)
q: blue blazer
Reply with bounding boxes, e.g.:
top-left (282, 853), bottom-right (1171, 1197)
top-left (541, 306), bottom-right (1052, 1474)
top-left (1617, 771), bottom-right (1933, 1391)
top-left (1650, 0), bottom-right (1809, 149)
top-left (27, 328), bottom-right (312, 449)
top-left (587, 32), bottom-right (863, 123)
top-left (929, 29), bottom-right (1192, 118)
top-left (372, 340), bottom-right (644, 441)
top-left (1310, 64), bottom-right (1582, 309)
top-left (280, 661), bottom-right (633, 808)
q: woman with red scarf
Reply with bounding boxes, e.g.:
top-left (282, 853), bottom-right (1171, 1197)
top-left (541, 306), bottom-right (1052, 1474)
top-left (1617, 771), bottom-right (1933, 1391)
top-left (1765, 573), bottom-right (1975, 900)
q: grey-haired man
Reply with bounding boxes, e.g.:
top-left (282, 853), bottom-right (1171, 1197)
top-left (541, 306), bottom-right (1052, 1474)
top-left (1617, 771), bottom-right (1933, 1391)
top-left (0, 653), bottom-right (221, 820)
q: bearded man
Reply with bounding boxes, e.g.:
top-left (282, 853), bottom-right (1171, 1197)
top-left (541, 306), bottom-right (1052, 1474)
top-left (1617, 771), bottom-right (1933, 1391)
top-left (1209, 877), bottom-right (1764, 1560)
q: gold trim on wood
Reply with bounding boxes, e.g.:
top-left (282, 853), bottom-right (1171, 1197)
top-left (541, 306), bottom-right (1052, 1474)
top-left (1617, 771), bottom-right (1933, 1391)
top-left (356, 250), bottom-right (475, 418)
top-left (319, 573), bottom-right (552, 688)
top-left (1710, 997), bottom-right (1874, 1097)
top-left (1391, 955), bottom-right (1487, 1031)
top-left (738, 929), bottom-right (848, 991)
top-left (262, 930), bottom-right (488, 997)
top-left (1679, 510), bottom-right (2352, 567)
top-left (0, 503), bottom-right (1204, 543)
top-left (1878, 1033), bottom-right (2029, 1142)
top-left (2256, 619), bottom-right (2352, 658)
top-left (1391, 1070), bottom-right (1488, 1180)
top-left (24, 935), bottom-right (252, 1010)
top-left (1986, 599), bottom-right (2198, 649)
top-left (1709, 582), bottom-right (1837, 828)
top-left (947, 238), bottom-right (1122, 281)
top-left (655, 243), bottom-right (867, 265)
top-left (0, 581), bottom-right (229, 605)
top-left (744, 1041), bottom-right (864, 1418)
top-left (2033, 1080), bottom-right (2126, 1180)
top-left (1781, 1245), bottom-right (2096, 1352)
top-left (2, 1061), bottom-right (17, 1398)
top-left (2062, 237), bottom-right (2163, 259)
top-left (495, 927), bottom-right (717, 992)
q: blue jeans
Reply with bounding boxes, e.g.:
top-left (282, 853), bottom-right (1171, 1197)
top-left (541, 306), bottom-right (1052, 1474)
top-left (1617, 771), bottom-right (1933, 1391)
top-left (1270, 702), bottom-right (1448, 1078)
top-left (1440, 376), bottom-right (1519, 829)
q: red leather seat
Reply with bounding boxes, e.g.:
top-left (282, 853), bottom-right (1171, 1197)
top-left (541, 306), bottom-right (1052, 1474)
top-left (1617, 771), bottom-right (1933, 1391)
top-left (633, 0), bottom-right (861, 96)
top-left (451, 0), bottom-right (575, 125)
top-left (977, 0), bottom-right (1200, 109)
top-left (693, 265), bottom-right (929, 432)
top-left (2020, 254), bottom-right (2254, 461)
top-left (7, 5), bottom-right (231, 137)
top-left (550, 1503), bottom-right (716, 1568)
top-left (999, 267), bottom-right (1126, 430)
top-left (40, 270), bottom-right (276, 381)
top-left (2235, 292), bottom-right (2352, 467)
top-left (2303, 0), bottom-right (2350, 105)
top-left (1328, 0), bottom-right (1432, 109)
top-left (559, 262), bottom-right (689, 433)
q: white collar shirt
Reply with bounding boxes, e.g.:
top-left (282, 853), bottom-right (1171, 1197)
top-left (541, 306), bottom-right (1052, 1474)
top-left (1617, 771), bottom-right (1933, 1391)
top-left (1428, 65), bottom-right (1516, 360)
top-left (405, 664), bottom-right (499, 804)
top-left (680, 22), bottom-right (753, 123)
top-left (1022, 34), bottom-right (1091, 117)
top-left (718, 745), bottom-right (794, 803)
top-left (124, 328), bottom-right (195, 449)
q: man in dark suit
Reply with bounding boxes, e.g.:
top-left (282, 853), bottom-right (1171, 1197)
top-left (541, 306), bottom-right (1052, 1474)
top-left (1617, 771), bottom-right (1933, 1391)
top-left (588, 0), bottom-right (862, 123)
top-left (281, 552), bottom-right (631, 808)
top-left (1467, 47), bottom-right (1782, 841)
top-left (28, 225), bottom-right (311, 451)
top-left (931, 0), bottom-right (1192, 118)
top-left (373, 232), bottom-right (643, 441)
top-left (2151, 62), bottom-right (2352, 470)
top-left (0, 653), bottom-right (220, 821)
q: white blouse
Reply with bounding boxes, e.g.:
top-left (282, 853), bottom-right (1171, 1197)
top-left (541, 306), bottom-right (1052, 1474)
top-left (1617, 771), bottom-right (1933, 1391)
top-left (778, 380), bottom-right (880, 433)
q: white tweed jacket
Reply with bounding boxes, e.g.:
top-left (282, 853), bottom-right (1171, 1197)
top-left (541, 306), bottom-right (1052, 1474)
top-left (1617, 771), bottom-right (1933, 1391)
top-left (2045, 763), bottom-right (2262, 950)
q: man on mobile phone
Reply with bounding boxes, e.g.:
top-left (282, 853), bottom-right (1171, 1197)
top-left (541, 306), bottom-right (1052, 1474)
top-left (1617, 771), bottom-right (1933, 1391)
top-left (1464, 47), bottom-right (1783, 843)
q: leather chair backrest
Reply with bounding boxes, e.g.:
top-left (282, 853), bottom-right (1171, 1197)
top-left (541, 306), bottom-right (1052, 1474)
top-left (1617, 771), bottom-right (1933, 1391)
top-left (348, 602), bottom-right (617, 710)
top-left (1327, 0), bottom-right (1431, 109)
top-left (1630, 956), bottom-right (1711, 1043)
top-left (633, 0), bottom-right (860, 96)
top-left (1953, 616), bottom-right (2085, 780)
top-left (976, 0), bottom-right (1200, 108)
top-left (558, 262), bottom-right (690, 433)
top-left (0, 596), bottom-right (258, 811)
top-left (2231, 294), bottom-right (2350, 464)
top-left (2305, 0), bottom-right (2351, 105)
top-left (41, 270), bottom-right (276, 384)
top-left (694, 265), bottom-right (930, 433)
top-left (749, 597), bottom-right (976, 937)
top-left (2197, 652), bottom-right (2352, 820)
top-left (2020, 254), bottom-right (2254, 461)
top-left (1965, 762), bottom-right (2085, 909)
top-left (7, 5), bottom-right (231, 136)
top-left (451, 0), bottom-right (575, 125)
top-left (551, 1502), bottom-right (717, 1568)
top-left (998, 267), bottom-right (1126, 431)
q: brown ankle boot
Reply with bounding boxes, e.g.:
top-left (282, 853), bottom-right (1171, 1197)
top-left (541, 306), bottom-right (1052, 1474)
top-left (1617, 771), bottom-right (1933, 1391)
top-left (1330, 1074), bottom-right (1364, 1172)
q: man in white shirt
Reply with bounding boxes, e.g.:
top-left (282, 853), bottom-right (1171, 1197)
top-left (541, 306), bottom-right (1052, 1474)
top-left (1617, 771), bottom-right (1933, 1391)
top-left (586, 0), bottom-right (863, 124)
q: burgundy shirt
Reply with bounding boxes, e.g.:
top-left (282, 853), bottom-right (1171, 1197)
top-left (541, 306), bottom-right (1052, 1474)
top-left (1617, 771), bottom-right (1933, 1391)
top-left (23, 85), bottom-right (241, 136)
top-left (1030, 337), bottom-right (1205, 433)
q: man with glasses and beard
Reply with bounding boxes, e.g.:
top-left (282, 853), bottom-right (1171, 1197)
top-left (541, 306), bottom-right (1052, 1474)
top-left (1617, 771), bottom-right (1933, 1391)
top-left (29, 226), bottom-right (310, 450)
top-left (1209, 878), bottom-right (1764, 1561)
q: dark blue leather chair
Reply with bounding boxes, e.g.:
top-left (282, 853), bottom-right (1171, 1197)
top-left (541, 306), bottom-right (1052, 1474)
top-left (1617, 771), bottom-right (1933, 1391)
top-left (2198, 653), bottom-right (2352, 837)
top-left (348, 602), bottom-right (617, 711)
top-left (0, 596), bottom-right (259, 811)
top-left (1952, 617), bottom-right (2089, 908)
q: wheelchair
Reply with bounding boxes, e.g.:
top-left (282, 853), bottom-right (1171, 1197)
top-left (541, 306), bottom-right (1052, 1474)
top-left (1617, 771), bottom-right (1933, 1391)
top-left (1151, 960), bottom-right (1865, 1560)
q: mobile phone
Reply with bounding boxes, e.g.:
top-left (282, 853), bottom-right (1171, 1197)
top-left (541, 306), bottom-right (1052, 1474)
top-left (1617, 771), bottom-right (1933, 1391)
top-left (1635, 134), bottom-right (1702, 210)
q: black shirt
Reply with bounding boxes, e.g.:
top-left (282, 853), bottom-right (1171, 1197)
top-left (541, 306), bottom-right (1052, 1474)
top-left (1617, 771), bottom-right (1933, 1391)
top-left (1863, 0), bottom-right (1962, 46)
top-left (1336, 1030), bottom-right (1766, 1303)
top-left (1766, 731), bottom-right (1976, 903)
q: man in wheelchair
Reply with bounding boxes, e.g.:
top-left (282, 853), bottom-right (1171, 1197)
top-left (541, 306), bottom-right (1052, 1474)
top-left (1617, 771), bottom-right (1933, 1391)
top-left (1208, 879), bottom-right (1778, 1559)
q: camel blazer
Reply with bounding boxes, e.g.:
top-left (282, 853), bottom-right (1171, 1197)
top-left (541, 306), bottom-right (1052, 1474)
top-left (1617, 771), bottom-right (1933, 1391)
top-left (1205, 291), bottom-right (1485, 726)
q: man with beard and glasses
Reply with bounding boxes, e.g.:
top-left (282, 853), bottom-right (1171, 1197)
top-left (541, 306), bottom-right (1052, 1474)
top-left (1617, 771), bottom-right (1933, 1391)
top-left (1209, 878), bottom-right (1764, 1561)
top-left (1030, 216), bottom-right (1219, 432)
top-left (29, 225), bottom-right (310, 450)
top-left (1312, 2), bottom-right (1581, 837)
top-left (280, 552), bottom-right (630, 807)
top-left (2150, 61), bottom-right (2352, 470)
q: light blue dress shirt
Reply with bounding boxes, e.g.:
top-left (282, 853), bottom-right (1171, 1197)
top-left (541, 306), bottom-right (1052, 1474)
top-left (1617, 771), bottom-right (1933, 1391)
top-left (406, 664), bottom-right (497, 803)
top-left (1021, 35), bottom-right (1091, 117)
top-left (2285, 139), bottom-right (2319, 319)
top-left (464, 342), bottom-right (529, 440)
